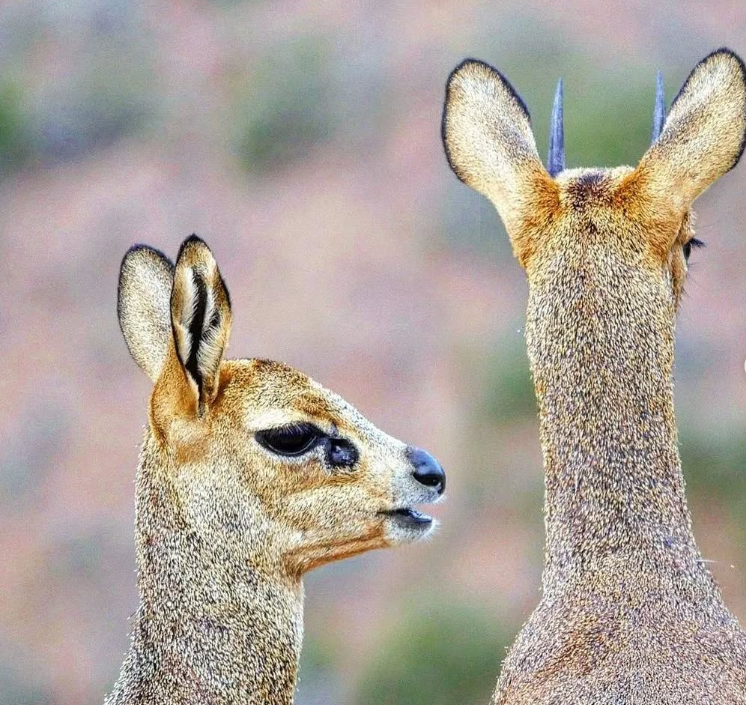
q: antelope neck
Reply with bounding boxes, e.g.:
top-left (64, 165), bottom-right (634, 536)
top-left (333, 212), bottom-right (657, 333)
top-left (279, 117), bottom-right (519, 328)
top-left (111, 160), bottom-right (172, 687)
top-left (105, 448), bottom-right (304, 705)
top-left (524, 269), bottom-right (702, 587)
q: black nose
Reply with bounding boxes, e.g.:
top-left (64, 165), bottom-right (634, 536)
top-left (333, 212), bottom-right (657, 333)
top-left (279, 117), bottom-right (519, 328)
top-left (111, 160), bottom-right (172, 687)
top-left (407, 447), bottom-right (446, 494)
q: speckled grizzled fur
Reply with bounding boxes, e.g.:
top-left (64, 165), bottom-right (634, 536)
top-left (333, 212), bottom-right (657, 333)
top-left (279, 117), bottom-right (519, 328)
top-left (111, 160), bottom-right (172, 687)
top-left (107, 235), bottom-right (443, 704)
top-left (443, 49), bottom-right (746, 703)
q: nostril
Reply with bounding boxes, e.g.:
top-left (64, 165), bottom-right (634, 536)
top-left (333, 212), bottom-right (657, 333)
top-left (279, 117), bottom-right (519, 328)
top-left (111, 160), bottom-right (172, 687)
top-left (415, 469), bottom-right (444, 490)
top-left (407, 446), bottom-right (446, 494)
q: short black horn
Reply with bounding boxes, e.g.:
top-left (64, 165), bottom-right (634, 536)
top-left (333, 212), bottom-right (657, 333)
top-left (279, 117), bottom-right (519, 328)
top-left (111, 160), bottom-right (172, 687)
top-left (547, 78), bottom-right (565, 177)
top-left (651, 71), bottom-right (665, 143)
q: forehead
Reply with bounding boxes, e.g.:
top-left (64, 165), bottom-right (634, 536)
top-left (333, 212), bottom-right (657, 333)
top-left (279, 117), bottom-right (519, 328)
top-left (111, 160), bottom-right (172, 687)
top-left (219, 358), bottom-right (372, 433)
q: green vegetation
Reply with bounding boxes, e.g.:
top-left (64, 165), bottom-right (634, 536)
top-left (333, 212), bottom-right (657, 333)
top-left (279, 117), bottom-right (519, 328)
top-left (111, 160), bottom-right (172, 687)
top-left (35, 52), bottom-right (152, 162)
top-left (480, 342), bottom-right (536, 425)
top-left (234, 36), bottom-right (336, 173)
top-left (354, 599), bottom-right (512, 705)
top-left (680, 425), bottom-right (746, 540)
top-left (437, 186), bottom-right (513, 262)
top-left (0, 79), bottom-right (30, 173)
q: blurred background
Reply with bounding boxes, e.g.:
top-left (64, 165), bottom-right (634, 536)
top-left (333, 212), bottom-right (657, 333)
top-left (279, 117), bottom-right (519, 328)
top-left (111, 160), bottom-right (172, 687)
top-left (2, 1), bottom-right (746, 703)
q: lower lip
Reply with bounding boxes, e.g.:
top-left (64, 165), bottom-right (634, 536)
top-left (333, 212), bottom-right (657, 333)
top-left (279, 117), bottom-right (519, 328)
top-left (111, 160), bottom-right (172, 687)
top-left (382, 508), bottom-right (433, 526)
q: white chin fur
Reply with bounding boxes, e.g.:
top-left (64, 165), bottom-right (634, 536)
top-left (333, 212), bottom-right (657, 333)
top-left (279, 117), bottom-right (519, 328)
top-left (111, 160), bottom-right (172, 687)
top-left (384, 516), bottom-right (438, 545)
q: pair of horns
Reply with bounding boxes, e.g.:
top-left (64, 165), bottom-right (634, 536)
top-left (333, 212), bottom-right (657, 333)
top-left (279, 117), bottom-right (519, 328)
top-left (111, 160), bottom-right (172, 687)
top-left (546, 72), bottom-right (666, 177)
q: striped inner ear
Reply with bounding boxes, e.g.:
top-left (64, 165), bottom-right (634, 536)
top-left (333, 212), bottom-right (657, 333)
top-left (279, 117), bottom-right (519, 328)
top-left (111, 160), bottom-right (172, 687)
top-left (170, 235), bottom-right (232, 406)
top-left (173, 264), bottom-right (227, 401)
top-left (184, 270), bottom-right (209, 392)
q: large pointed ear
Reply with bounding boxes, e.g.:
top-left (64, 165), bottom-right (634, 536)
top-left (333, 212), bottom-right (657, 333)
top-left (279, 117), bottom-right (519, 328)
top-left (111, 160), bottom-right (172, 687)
top-left (441, 59), bottom-right (557, 251)
top-left (170, 235), bottom-right (232, 408)
top-left (635, 49), bottom-right (746, 213)
top-left (118, 245), bottom-right (174, 382)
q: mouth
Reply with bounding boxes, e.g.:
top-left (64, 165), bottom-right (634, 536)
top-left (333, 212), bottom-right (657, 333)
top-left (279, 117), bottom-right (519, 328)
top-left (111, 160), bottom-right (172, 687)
top-left (379, 507), bottom-right (433, 527)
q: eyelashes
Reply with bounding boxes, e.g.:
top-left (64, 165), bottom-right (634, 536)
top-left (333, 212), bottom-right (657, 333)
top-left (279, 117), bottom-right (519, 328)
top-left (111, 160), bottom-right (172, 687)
top-left (683, 237), bottom-right (705, 262)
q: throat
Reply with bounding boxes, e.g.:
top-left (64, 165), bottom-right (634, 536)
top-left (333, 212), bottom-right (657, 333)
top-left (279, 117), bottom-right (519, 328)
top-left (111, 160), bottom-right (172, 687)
top-left (525, 280), bottom-right (700, 584)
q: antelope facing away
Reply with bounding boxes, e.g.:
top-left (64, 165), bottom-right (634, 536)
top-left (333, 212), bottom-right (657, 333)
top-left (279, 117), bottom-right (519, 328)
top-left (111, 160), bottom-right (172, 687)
top-left (106, 235), bottom-right (445, 705)
top-left (443, 49), bottom-right (746, 703)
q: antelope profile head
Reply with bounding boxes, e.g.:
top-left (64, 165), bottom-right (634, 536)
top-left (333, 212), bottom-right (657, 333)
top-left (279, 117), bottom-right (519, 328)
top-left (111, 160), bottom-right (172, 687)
top-left (118, 235), bottom-right (446, 577)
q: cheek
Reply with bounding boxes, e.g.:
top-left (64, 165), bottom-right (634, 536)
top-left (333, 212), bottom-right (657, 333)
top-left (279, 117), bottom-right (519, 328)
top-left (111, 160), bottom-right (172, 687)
top-left (282, 476), bottom-right (390, 530)
top-left (233, 445), bottom-right (322, 508)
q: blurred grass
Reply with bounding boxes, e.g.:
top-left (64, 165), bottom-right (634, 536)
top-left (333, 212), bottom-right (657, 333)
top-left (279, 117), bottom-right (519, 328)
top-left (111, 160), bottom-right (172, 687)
top-left (33, 56), bottom-right (153, 163)
top-left (479, 342), bottom-right (536, 425)
top-left (437, 185), bottom-right (512, 262)
top-left (354, 598), bottom-right (512, 705)
top-left (680, 425), bottom-right (746, 541)
top-left (0, 78), bottom-right (31, 173)
top-left (0, 6), bottom-right (153, 170)
top-left (0, 649), bottom-right (52, 705)
top-left (233, 36), bottom-right (336, 173)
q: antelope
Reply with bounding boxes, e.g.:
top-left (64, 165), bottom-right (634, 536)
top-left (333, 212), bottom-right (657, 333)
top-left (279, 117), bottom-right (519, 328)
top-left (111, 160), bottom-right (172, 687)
top-left (106, 235), bottom-right (445, 705)
top-left (442, 49), bottom-right (746, 703)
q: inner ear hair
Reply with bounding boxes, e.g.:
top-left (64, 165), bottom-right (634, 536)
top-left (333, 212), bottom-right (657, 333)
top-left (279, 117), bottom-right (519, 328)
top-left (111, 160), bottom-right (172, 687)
top-left (170, 235), bottom-right (232, 409)
top-left (182, 269), bottom-right (210, 392)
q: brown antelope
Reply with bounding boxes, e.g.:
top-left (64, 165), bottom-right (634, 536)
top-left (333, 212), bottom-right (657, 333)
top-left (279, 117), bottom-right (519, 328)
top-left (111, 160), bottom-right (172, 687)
top-left (106, 235), bottom-right (445, 705)
top-left (442, 49), bottom-right (746, 703)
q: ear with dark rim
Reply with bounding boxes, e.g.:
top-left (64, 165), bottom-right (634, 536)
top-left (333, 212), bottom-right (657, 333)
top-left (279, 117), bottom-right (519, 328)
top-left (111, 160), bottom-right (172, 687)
top-left (118, 245), bottom-right (175, 382)
top-left (441, 59), bottom-right (557, 256)
top-left (171, 235), bottom-right (232, 409)
top-left (635, 48), bottom-right (746, 213)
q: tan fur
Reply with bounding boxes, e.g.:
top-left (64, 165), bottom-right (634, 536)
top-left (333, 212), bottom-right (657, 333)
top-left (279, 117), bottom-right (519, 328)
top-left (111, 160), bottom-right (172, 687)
top-left (118, 247), bottom-right (174, 382)
top-left (443, 59), bottom-right (560, 261)
top-left (442, 49), bottom-right (746, 703)
top-left (108, 235), bottom-right (444, 705)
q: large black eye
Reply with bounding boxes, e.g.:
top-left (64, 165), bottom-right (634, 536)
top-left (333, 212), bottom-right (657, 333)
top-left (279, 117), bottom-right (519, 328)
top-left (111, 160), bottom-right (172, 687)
top-left (255, 424), bottom-right (320, 457)
top-left (683, 237), bottom-right (705, 262)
